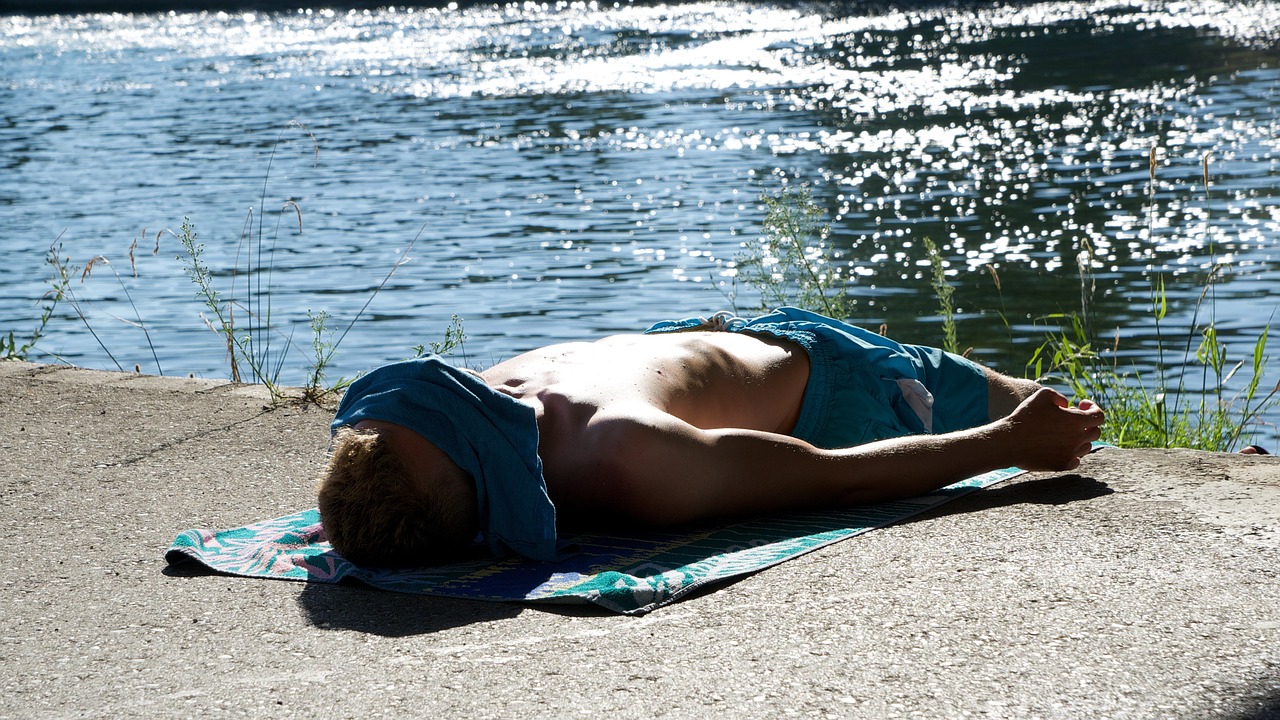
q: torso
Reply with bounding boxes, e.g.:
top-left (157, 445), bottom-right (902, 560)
top-left (482, 331), bottom-right (809, 434)
top-left (479, 331), bottom-right (811, 516)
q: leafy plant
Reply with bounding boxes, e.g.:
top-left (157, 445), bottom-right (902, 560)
top-left (416, 313), bottom-right (467, 358)
top-left (737, 188), bottom-right (854, 320)
top-left (1028, 308), bottom-right (1276, 450)
top-left (303, 309), bottom-right (338, 403)
top-left (921, 236), bottom-right (959, 356)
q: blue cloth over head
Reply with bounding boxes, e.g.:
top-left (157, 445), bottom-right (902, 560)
top-left (330, 356), bottom-right (562, 562)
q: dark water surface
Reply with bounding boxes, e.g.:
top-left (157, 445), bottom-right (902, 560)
top-left (2, 1), bottom-right (1278, 440)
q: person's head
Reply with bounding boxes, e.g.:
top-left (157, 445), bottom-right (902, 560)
top-left (317, 421), bottom-right (478, 567)
top-left (326, 356), bottom-right (560, 561)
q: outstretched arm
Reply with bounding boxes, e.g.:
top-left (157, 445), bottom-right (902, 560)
top-left (564, 388), bottom-right (1103, 526)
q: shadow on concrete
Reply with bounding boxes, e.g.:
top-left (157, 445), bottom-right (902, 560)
top-left (167, 556), bottom-right (614, 633)
top-left (1230, 687), bottom-right (1280, 720)
top-left (162, 562), bottom-right (225, 579)
top-left (165, 558), bottom-right (534, 633)
top-left (295, 581), bottom-right (527, 636)
top-left (900, 474), bottom-right (1115, 526)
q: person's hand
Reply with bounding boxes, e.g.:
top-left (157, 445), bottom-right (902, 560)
top-left (1000, 388), bottom-right (1105, 471)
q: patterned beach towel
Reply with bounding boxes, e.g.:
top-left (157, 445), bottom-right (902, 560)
top-left (165, 465), bottom-right (1024, 615)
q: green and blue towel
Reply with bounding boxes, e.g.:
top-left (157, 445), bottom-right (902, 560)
top-left (165, 465), bottom-right (1024, 614)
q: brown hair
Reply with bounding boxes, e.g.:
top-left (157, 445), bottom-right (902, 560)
top-left (317, 427), bottom-right (478, 567)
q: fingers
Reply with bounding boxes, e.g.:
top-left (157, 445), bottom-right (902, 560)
top-left (1048, 438), bottom-right (1093, 471)
top-left (1058, 404), bottom-right (1102, 469)
top-left (1045, 387), bottom-right (1070, 407)
top-left (1068, 398), bottom-right (1104, 426)
top-left (1070, 443), bottom-right (1090, 466)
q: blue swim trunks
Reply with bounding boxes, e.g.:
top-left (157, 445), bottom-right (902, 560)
top-left (646, 307), bottom-right (990, 448)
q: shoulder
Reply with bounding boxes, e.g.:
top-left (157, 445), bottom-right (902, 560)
top-left (555, 406), bottom-right (696, 475)
top-left (539, 406), bottom-right (707, 524)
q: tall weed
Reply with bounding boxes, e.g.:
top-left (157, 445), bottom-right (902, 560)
top-left (921, 236), bottom-right (959, 356)
top-left (1, 240), bottom-right (73, 362)
top-left (742, 183), bottom-right (1276, 452)
top-left (2, 237), bottom-right (161, 372)
top-left (4, 125), bottom-right (432, 406)
top-left (1028, 148), bottom-right (1277, 451)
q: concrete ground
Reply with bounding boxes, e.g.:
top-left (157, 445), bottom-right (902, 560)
top-left (1, 360), bottom-right (1277, 719)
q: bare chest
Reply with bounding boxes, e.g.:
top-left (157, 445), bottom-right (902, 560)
top-left (486, 331), bottom-right (811, 435)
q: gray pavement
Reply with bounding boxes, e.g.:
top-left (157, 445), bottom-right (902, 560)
top-left (1, 360), bottom-right (1278, 719)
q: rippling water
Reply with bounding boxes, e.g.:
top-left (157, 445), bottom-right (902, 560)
top-left (2, 1), bottom-right (1278, 440)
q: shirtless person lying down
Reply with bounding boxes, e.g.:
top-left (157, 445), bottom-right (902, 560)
top-left (318, 307), bottom-right (1105, 566)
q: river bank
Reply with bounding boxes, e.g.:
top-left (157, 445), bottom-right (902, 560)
top-left (2, 358), bottom-right (1277, 717)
